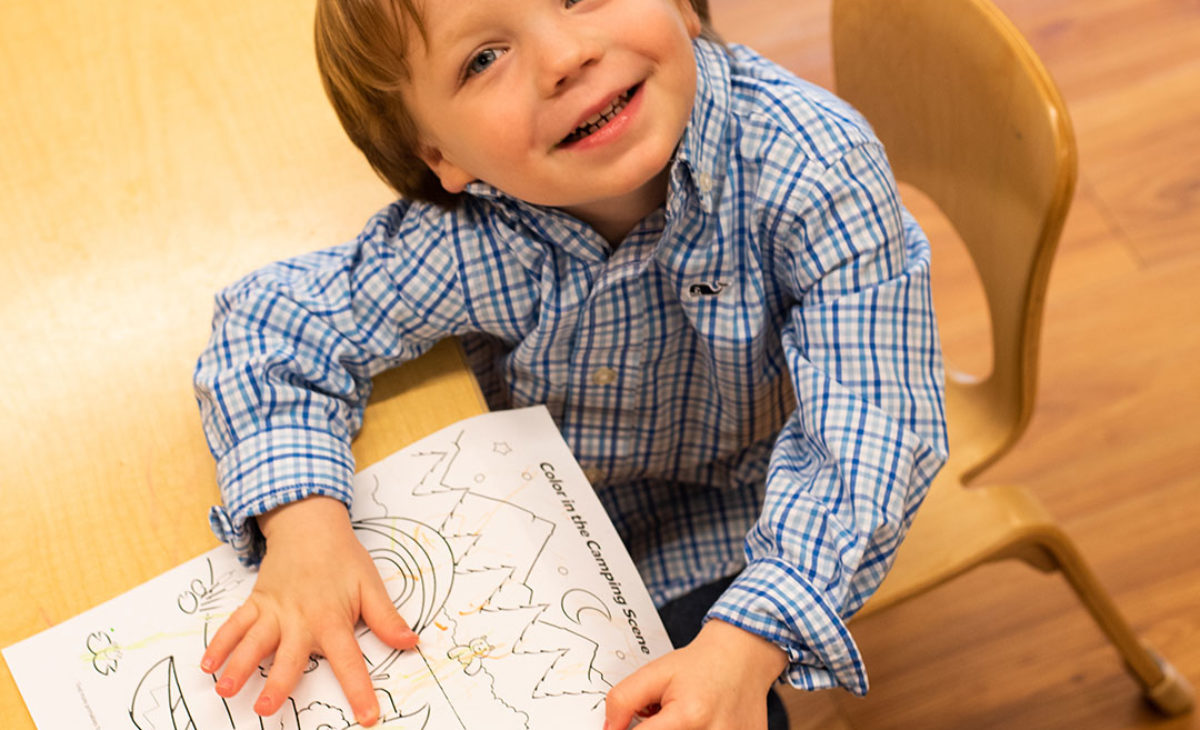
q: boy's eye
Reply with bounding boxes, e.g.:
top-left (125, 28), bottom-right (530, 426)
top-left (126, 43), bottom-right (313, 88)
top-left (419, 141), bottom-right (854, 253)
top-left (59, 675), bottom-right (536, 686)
top-left (465, 48), bottom-right (507, 79)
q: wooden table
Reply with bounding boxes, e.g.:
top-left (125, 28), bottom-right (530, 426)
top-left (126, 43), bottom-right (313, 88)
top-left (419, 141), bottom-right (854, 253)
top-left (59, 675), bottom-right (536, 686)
top-left (0, 1), bottom-right (487, 725)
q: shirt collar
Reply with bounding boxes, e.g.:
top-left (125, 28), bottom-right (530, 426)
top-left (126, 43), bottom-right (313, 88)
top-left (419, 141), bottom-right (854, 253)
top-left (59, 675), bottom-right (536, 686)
top-left (670, 37), bottom-right (734, 215)
top-left (464, 182), bottom-right (612, 263)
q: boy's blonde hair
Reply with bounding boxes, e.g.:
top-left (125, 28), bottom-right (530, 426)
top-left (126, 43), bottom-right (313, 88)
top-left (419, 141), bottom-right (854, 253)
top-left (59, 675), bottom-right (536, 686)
top-left (314, 0), bottom-right (715, 207)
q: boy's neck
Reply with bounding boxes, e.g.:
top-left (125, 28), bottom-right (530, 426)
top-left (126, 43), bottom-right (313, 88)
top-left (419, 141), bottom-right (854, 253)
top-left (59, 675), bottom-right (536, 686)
top-left (559, 166), bottom-right (671, 247)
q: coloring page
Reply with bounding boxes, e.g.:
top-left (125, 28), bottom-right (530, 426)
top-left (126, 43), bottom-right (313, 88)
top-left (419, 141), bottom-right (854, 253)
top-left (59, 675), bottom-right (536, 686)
top-left (4, 406), bottom-right (672, 729)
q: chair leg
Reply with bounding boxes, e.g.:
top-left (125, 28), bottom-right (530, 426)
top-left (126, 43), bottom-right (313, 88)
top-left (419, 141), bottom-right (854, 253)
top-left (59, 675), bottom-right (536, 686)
top-left (1018, 526), bottom-right (1195, 716)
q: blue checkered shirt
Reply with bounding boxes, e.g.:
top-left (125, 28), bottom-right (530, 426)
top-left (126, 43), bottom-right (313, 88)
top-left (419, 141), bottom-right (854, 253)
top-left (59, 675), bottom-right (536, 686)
top-left (195, 39), bottom-right (948, 695)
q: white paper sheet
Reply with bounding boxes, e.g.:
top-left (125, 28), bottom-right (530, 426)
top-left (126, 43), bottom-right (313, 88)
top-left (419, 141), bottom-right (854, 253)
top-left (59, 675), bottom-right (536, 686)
top-left (4, 406), bottom-right (672, 729)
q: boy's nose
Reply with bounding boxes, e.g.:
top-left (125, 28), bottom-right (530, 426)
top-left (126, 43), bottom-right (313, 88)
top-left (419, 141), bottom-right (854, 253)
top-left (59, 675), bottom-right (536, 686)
top-left (535, 24), bottom-right (603, 96)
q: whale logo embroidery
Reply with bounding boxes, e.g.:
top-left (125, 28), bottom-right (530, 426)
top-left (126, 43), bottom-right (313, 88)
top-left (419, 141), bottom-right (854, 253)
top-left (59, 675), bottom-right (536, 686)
top-left (688, 281), bottom-right (729, 297)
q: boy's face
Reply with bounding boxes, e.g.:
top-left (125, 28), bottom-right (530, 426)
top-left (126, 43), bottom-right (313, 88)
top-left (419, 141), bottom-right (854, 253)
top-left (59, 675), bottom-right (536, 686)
top-left (401, 0), bottom-right (702, 221)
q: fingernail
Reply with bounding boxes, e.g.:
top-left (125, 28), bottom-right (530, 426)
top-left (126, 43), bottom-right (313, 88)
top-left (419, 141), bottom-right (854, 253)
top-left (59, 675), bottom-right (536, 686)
top-left (215, 677), bottom-right (234, 696)
top-left (356, 704), bottom-right (379, 726)
top-left (254, 694), bottom-right (272, 715)
top-left (200, 657), bottom-right (215, 672)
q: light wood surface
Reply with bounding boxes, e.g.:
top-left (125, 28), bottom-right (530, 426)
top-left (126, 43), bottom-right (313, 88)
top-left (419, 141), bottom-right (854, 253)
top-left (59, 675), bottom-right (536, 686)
top-left (0, 1), bottom-right (487, 726)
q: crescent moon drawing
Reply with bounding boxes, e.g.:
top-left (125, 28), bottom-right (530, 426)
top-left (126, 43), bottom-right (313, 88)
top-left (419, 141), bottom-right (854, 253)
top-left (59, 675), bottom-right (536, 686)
top-left (561, 588), bottom-right (612, 625)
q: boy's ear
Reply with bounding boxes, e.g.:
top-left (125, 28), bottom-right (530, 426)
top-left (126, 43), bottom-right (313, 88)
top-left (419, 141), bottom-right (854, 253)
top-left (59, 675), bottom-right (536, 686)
top-left (416, 144), bottom-right (475, 193)
top-left (678, 0), bottom-right (703, 39)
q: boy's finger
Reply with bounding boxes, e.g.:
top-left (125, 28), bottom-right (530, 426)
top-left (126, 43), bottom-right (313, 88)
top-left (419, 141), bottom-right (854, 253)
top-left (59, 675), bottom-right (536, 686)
top-left (215, 616), bottom-right (281, 698)
top-left (604, 663), bottom-right (670, 730)
top-left (360, 576), bottom-right (419, 650)
top-left (201, 601), bottom-right (259, 673)
top-left (254, 635), bottom-right (311, 716)
top-left (320, 626), bottom-right (379, 727)
top-left (628, 704), bottom-right (692, 730)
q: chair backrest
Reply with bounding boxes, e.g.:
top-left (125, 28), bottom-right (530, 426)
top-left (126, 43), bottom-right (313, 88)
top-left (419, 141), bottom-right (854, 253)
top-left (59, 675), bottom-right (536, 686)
top-left (832, 0), bottom-right (1077, 480)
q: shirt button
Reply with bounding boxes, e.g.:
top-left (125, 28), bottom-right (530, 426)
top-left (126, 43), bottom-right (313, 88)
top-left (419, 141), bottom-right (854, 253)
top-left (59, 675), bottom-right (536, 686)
top-left (590, 367), bottom-right (618, 386)
top-left (697, 173), bottom-right (714, 193)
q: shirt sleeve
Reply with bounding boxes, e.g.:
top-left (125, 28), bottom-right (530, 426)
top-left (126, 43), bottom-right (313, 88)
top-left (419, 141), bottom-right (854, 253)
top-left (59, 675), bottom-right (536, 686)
top-left (704, 143), bottom-right (950, 694)
top-left (194, 201), bottom-right (471, 565)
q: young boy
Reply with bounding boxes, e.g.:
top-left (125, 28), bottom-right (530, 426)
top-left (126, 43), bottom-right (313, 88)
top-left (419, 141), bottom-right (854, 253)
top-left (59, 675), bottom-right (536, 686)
top-left (194, 0), bottom-right (949, 727)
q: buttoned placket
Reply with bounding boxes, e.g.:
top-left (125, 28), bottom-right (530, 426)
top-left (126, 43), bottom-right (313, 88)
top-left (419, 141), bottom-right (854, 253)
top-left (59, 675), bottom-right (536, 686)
top-left (559, 221), bottom-right (664, 484)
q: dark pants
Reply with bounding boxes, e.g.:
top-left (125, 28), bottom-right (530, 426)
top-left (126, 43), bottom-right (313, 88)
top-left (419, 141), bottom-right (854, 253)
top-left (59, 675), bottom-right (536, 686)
top-left (657, 577), bottom-right (790, 730)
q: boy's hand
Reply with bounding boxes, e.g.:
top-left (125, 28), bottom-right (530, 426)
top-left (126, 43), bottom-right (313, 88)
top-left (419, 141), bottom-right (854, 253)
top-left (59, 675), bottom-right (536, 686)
top-left (604, 619), bottom-right (789, 730)
top-left (199, 496), bottom-right (419, 727)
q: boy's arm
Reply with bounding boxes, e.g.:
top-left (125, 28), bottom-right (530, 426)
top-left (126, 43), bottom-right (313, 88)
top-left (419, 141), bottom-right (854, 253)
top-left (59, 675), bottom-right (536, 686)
top-left (706, 142), bottom-right (949, 695)
top-left (195, 201), bottom-right (470, 566)
top-left (605, 143), bottom-right (946, 727)
top-left (194, 201), bottom-right (474, 724)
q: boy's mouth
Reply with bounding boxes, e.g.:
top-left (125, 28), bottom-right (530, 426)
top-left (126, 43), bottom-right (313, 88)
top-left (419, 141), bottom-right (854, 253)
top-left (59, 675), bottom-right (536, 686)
top-left (560, 84), bottom-right (641, 146)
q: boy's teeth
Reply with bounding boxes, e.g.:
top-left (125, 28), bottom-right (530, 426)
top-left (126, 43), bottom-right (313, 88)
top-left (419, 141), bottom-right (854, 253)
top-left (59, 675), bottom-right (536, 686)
top-left (564, 88), bottom-right (634, 144)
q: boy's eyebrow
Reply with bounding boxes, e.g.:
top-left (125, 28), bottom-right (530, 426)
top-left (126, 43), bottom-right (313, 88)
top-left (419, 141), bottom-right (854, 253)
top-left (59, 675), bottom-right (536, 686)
top-left (421, 4), bottom-right (487, 61)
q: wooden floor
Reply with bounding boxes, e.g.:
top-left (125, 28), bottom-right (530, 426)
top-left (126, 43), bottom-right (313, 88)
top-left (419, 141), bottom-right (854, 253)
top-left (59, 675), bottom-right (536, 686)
top-left (707, 0), bottom-right (1200, 728)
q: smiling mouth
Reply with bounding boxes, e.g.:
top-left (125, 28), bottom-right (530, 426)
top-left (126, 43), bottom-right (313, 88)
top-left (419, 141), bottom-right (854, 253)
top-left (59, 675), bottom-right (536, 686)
top-left (560, 85), bottom-right (640, 146)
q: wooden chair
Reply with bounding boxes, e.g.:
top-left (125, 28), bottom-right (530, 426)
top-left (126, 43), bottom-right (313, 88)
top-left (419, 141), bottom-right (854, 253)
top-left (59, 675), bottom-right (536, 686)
top-left (832, 0), bottom-right (1193, 715)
